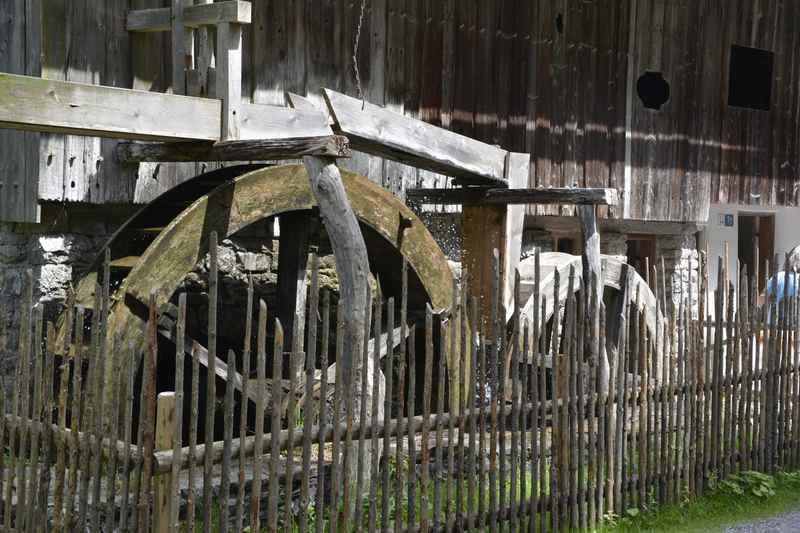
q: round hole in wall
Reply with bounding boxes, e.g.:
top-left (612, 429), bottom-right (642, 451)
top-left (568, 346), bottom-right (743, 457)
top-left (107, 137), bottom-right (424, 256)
top-left (637, 71), bottom-right (670, 110)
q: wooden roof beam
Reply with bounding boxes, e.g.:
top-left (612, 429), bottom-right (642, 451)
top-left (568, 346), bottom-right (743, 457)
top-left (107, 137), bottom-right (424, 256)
top-left (319, 89), bottom-right (508, 186)
top-left (116, 135), bottom-right (351, 163)
top-left (127, 1), bottom-right (252, 33)
top-left (406, 187), bottom-right (619, 206)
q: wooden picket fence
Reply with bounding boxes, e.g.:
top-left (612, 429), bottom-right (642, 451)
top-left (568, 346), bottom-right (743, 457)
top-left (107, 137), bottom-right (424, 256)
top-left (1, 237), bottom-right (799, 532)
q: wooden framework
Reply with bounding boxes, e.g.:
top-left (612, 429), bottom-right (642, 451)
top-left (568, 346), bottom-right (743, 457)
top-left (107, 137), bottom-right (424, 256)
top-left (126, 1), bottom-right (252, 33)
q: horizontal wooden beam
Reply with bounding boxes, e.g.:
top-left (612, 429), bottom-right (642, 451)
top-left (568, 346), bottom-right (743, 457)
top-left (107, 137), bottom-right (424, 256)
top-left (184, 0), bottom-right (251, 27)
top-left (0, 72), bottom-right (332, 142)
top-left (0, 72), bottom-right (220, 141)
top-left (117, 135), bottom-right (350, 163)
top-left (127, 1), bottom-right (251, 33)
top-left (406, 187), bottom-right (619, 206)
top-left (238, 102), bottom-right (332, 139)
top-left (321, 89), bottom-right (508, 185)
top-left (126, 8), bottom-right (171, 32)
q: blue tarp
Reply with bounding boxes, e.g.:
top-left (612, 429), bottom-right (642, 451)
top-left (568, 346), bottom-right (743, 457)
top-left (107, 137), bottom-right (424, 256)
top-left (766, 271), bottom-right (799, 302)
top-left (766, 271), bottom-right (798, 323)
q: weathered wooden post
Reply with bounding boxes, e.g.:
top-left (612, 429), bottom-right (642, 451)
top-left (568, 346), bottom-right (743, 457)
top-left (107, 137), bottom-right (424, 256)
top-left (153, 392), bottom-right (176, 533)
top-left (578, 204), bottom-right (610, 393)
top-left (462, 152), bottom-right (530, 329)
top-left (301, 155), bottom-right (381, 498)
top-left (301, 156), bottom-right (369, 390)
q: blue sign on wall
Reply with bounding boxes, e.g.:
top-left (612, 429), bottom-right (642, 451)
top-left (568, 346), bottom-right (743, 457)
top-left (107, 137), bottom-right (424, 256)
top-left (724, 214), bottom-right (734, 227)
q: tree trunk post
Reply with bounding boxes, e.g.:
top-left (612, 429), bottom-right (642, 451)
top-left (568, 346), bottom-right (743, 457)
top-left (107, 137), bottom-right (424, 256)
top-left (578, 204), bottom-right (610, 393)
top-left (301, 155), bottom-right (382, 499)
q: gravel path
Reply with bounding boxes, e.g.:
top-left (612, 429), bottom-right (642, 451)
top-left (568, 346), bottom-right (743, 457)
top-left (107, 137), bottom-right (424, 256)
top-left (724, 508), bottom-right (800, 532)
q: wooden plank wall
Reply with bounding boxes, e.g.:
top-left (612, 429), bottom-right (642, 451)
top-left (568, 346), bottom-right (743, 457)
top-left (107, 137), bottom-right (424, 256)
top-left (0, 0), bottom-right (41, 223)
top-left (626, 0), bottom-right (800, 221)
top-left (1, 0), bottom-right (799, 226)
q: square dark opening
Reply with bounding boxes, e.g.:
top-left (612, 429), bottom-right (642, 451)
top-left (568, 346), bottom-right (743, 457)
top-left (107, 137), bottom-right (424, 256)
top-left (728, 44), bottom-right (774, 111)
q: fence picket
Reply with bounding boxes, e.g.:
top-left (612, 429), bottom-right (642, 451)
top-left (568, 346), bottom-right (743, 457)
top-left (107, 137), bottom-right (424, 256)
top-left (316, 291), bottom-right (331, 533)
top-left (381, 296), bottom-right (394, 533)
top-left (237, 277), bottom-right (254, 533)
top-left (268, 319), bottom-right (284, 533)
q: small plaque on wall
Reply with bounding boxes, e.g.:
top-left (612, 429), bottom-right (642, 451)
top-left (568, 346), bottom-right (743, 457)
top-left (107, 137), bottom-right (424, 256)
top-left (724, 214), bottom-right (735, 227)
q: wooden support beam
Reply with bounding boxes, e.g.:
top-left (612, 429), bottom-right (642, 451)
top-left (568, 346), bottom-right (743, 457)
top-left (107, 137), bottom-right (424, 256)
top-left (158, 327), bottom-right (257, 403)
top-left (301, 156), bottom-right (371, 389)
top-left (321, 89), bottom-right (508, 185)
top-left (171, 0), bottom-right (191, 95)
top-left (126, 8), bottom-right (171, 32)
top-left (216, 21), bottom-right (242, 140)
top-left (127, 1), bottom-right (252, 33)
top-left (462, 205), bottom-right (507, 328)
top-left (461, 153), bottom-right (529, 327)
top-left (239, 105), bottom-right (333, 139)
top-left (0, 73), bottom-right (332, 141)
top-left (0, 72), bottom-right (219, 141)
top-left (277, 212), bottom-right (313, 373)
top-left (578, 204), bottom-right (610, 395)
top-left (503, 152), bottom-right (530, 317)
top-left (153, 392), bottom-right (176, 533)
top-left (407, 186), bottom-right (619, 206)
top-left (286, 92), bottom-right (335, 124)
top-left (116, 135), bottom-right (350, 163)
top-left (183, 0), bottom-right (251, 27)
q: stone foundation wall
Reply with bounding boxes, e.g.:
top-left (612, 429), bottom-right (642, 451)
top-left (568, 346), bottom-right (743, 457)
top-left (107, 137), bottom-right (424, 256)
top-left (600, 232), bottom-right (628, 263)
top-left (0, 223), bottom-right (109, 377)
top-left (656, 232), bottom-right (700, 318)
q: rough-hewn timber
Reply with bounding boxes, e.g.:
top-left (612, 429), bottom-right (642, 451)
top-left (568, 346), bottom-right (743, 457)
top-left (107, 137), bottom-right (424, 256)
top-left (126, 1), bottom-right (252, 32)
top-left (116, 136), bottom-right (350, 163)
top-left (0, 73), bottom-right (332, 142)
top-left (322, 89), bottom-right (508, 185)
top-left (407, 187), bottom-right (618, 206)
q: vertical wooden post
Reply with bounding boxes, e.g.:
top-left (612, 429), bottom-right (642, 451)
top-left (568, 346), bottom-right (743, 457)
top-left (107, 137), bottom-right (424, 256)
top-left (277, 212), bottom-right (312, 370)
top-left (462, 204), bottom-right (507, 329)
top-left (216, 21), bottom-right (242, 140)
top-left (578, 204), bottom-right (610, 391)
top-left (170, 0), bottom-right (192, 95)
top-left (153, 392), bottom-right (176, 533)
top-left (301, 156), bottom-right (369, 388)
top-left (503, 152), bottom-right (531, 315)
top-left (461, 152), bottom-right (529, 330)
top-left (301, 155), bottom-right (381, 501)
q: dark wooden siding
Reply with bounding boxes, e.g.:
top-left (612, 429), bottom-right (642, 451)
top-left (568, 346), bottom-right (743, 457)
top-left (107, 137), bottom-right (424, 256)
top-left (626, 0), bottom-right (800, 221)
top-left (1, 0), bottom-right (799, 224)
top-left (0, 0), bottom-right (40, 223)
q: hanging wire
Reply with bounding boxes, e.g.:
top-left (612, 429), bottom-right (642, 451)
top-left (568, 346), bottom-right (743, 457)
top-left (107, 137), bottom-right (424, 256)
top-left (352, 0), bottom-right (367, 107)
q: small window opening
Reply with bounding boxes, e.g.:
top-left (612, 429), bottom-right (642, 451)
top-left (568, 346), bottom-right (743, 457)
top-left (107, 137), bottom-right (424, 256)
top-left (556, 236), bottom-right (576, 255)
top-left (636, 71), bottom-right (670, 110)
top-left (626, 235), bottom-right (656, 279)
top-left (728, 44), bottom-right (774, 111)
top-left (555, 13), bottom-right (564, 34)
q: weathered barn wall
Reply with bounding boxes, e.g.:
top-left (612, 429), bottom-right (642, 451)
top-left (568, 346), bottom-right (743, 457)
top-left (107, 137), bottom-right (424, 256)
top-left (0, 0), bottom-right (41, 223)
top-left (0, 0), bottom-right (799, 224)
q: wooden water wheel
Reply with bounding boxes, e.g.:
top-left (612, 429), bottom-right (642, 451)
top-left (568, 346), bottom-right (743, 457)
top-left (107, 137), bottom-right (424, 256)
top-left (59, 164), bottom-right (456, 434)
top-left (515, 252), bottom-right (665, 376)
